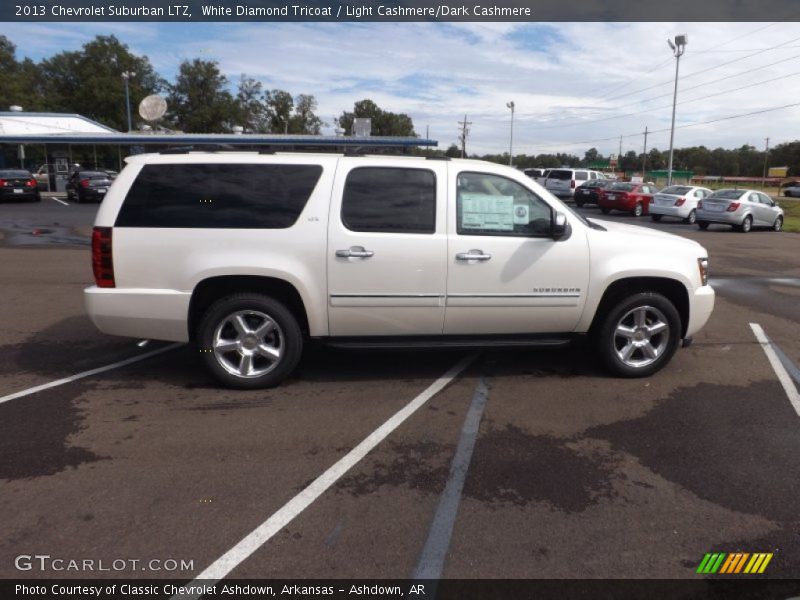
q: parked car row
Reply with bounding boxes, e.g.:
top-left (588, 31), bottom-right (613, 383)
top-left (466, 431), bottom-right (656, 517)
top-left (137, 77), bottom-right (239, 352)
top-left (573, 179), bottom-right (784, 233)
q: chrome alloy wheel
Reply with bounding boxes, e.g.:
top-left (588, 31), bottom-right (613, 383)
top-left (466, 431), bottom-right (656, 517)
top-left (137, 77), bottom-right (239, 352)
top-left (212, 310), bottom-right (284, 378)
top-left (613, 305), bottom-right (670, 369)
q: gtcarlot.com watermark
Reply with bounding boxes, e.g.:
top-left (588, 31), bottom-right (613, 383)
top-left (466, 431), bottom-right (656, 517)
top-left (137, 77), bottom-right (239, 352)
top-left (15, 554), bottom-right (194, 573)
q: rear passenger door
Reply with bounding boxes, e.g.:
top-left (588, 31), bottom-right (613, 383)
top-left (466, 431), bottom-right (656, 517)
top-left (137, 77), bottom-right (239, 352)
top-left (326, 159), bottom-right (448, 336)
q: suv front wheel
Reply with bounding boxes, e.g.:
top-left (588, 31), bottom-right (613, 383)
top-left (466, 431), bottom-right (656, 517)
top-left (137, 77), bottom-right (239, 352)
top-left (197, 294), bottom-right (303, 389)
top-left (594, 292), bottom-right (681, 378)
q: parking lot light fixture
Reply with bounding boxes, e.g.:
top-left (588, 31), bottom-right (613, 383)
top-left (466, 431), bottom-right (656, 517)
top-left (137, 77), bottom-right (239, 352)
top-left (121, 71), bottom-right (136, 132)
top-left (506, 101), bottom-right (515, 166)
top-left (666, 34), bottom-right (687, 186)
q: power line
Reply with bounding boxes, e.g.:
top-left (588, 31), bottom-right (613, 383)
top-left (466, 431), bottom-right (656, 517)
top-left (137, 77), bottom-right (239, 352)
top-left (600, 34), bottom-right (800, 103)
top-left (529, 69), bottom-right (800, 131)
top-left (522, 102), bottom-right (800, 152)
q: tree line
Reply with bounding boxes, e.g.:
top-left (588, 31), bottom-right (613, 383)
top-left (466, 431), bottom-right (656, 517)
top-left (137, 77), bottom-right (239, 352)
top-left (0, 34), bottom-right (416, 137)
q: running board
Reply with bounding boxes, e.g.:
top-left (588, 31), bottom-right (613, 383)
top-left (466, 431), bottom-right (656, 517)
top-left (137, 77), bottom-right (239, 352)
top-left (322, 335), bottom-right (574, 350)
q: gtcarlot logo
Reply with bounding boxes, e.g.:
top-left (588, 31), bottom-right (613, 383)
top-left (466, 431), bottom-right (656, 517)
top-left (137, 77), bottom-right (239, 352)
top-left (14, 554), bottom-right (194, 572)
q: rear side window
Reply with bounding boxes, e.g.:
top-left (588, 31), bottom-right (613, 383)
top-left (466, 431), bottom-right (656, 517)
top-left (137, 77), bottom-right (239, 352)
top-left (115, 163), bottom-right (322, 228)
top-left (341, 167), bottom-right (436, 234)
top-left (575, 171), bottom-right (588, 181)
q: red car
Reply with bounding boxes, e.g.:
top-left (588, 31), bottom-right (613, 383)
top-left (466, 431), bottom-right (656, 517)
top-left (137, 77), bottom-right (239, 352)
top-left (598, 182), bottom-right (658, 217)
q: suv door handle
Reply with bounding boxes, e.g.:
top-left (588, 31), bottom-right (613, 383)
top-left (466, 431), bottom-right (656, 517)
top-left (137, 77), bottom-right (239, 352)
top-left (336, 246), bottom-right (374, 258)
top-left (456, 250), bottom-right (492, 262)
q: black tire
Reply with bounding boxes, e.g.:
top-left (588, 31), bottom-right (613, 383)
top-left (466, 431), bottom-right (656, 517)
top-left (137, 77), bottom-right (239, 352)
top-left (197, 294), bottom-right (303, 389)
top-left (651, 214), bottom-right (662, 222)
top-left (593, 292), bottom-right (681, 378)
top-left (697, 221), bottom-right (709, 230)
top-left (601, 207), bottom-right (610, 215)
top-left (684, 209), bottom-right (697, 225)
top-left (633, 203), bottom-right (644, 217)
top-left (773, 216), bottom-right (783, 232)
top-left (739, 215), bottom-right (753, 233)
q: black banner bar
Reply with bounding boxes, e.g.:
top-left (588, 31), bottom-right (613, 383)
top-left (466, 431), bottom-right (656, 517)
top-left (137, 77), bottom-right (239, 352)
top-left (3, 0), bottom-right (800, 22)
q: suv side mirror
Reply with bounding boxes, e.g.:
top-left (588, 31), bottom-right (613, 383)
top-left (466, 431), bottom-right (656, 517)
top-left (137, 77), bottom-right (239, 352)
top-left (552, 211), bottom-right (568, 239)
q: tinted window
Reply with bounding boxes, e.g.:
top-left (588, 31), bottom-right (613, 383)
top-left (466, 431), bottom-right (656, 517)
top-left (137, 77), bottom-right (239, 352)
top-left (575, 171), bottom-right (588, 180)
top-left (548, 169), bottom-right (571, 180)
top-left (709, 189), bottom-right (745, 200)
top-left (456, 172), bottom-right (552, 237)
top-left (341, 167), bottom-right (435, 234)
top-left (116, 163), bottom-right (322, 229)
top-left (610, 182), bottom-right (636, 192)
top-left (661, 186), bottom-right (691, 195)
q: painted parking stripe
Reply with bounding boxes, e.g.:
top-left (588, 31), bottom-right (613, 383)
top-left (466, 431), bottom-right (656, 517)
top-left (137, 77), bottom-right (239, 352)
top-left (49, 196), bottom-right (69, 206)
top-left (173, 353), bottom-right (477, 599)
top-left (412, 376), bottom-right (488, 581)
top-left (0, 343), bottom-right (182, 406)
top-left (750, 323), bottom-right (800, 417)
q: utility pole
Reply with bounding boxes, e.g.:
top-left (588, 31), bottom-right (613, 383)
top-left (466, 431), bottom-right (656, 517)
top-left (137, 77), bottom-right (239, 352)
top-left (761, 137), bottom-right (770, 190)
top-left (458, 115), bottom-right (472, 159)
top-left (642, 127), bottom-right (649, 182)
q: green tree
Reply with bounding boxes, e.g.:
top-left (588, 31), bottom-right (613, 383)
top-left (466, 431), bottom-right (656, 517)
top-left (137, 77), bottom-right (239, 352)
top-left (233, 76), bottom-right (268, 133)
top-left (168, 59), bottom-right (233, 133)
top-left (39, 35), bottom-right (163, 131)
top-left (265, 89), bottom-right (294, 133)
top-left (289, 94), bottom-right (324, 134)
top-left (338, 99), bottom-right (416, 137)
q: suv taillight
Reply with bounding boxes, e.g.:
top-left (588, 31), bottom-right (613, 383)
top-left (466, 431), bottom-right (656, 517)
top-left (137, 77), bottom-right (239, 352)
top-left (571, 180), bottom-right (576, 188)
top-left (92, 227), bottom-right (115, 288)
top-left (727, 202), bottom-right (740, 212)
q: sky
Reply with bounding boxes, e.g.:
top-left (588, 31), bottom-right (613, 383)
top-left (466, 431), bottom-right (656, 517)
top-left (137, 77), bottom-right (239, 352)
top-left (1, 21), bottom-right (799, 158)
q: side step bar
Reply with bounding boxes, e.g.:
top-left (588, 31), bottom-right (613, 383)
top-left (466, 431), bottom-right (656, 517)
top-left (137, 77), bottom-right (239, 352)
top-left (322, 335), bottom-right (574, 350)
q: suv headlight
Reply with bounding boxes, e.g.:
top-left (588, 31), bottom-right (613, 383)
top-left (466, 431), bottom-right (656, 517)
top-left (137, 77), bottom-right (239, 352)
top-left (698, 257), bottom-right (709, 286)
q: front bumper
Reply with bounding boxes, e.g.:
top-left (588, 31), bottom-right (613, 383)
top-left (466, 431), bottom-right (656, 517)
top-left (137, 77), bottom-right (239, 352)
top-left (685, 285), bottom-right (715, 339)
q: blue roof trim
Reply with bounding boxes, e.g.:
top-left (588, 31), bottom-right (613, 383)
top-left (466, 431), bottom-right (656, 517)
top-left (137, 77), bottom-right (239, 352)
top-left (0, 133), bottom-right (437, 147)
top-left (0, 112), bottom-right (118, 133)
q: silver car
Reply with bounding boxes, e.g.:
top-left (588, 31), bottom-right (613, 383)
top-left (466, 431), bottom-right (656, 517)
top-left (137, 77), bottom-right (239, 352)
top-left (696, 189), bottom-right (784, 233)
top-left (650, 185), bottom-right (712, 224)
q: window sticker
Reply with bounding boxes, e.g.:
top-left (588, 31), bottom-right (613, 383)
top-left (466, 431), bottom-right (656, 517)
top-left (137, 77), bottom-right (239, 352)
top-left (460, 193), bottom-right (514, 231)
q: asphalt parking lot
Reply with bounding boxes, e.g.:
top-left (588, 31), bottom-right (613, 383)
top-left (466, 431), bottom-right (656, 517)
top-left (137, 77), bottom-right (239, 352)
top-left (1, 195), bottom-right (800, 595)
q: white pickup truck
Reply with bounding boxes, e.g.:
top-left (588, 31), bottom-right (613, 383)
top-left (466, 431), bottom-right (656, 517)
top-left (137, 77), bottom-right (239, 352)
top-left (85, 153), bottom-right (714, 388)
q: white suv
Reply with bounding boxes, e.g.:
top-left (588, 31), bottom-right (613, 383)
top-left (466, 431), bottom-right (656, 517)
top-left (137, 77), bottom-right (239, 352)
top-left (85, 152), bottom-right (714, 388)
top-left (543, 168), bottom-right (606, 198)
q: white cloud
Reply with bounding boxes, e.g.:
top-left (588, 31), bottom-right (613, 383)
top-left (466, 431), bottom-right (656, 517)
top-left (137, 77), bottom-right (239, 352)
top-left (2, 21), bottom-right (798, 157)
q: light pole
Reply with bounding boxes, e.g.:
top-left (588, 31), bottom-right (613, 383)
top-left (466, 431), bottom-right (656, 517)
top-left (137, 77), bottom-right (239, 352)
top-left (121, 71), bottom-right (136, 132)
top-left (666, 34), bottom-right (687, 186)
top-left (506, 101), bottom-right (515, 166)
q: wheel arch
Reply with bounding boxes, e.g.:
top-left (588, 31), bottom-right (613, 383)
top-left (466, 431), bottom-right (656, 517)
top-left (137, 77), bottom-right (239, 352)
top-left (589, 277), bottom-right (690, 338)
top-left (188, 275), bottom-right (310, 341)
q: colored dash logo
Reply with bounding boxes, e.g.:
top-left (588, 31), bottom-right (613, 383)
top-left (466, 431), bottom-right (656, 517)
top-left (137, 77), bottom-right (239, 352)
top-left (697, 552), bottom-right (773, 574)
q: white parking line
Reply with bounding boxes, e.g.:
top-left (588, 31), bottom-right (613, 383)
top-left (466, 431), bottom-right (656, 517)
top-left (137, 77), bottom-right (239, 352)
top-left (173, 352), bottom-right (477, 599)
top-left (49, 196), bottom-right (69, 206)
top-left (750, 323), bottom-right (800, 417)
top-left (0, 343), bottom-right (182, 406)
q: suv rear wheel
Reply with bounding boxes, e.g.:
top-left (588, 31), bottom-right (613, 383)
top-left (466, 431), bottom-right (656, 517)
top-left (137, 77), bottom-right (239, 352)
top-left (594, 292), bottom-right (680, 378)
top-left (197, 294), bottom-right (303, 389)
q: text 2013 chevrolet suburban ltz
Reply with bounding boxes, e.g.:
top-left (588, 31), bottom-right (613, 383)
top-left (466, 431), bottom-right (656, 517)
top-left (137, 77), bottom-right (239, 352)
top-left (85, 153), bottom-right (715, 388)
